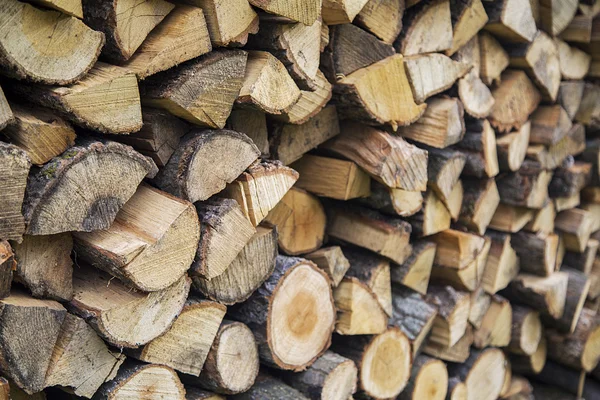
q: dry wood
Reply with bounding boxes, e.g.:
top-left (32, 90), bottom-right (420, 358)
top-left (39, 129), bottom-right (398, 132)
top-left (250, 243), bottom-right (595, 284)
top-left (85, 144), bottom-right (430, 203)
top-left (0, 0), bottom-right (103, 85)
top-left (458, 179), bottom-right (500, 235)
top-left (291, 155), bottom-right (370, 200)
top-left (0, 241), bottom-right (13, 299)
top-left (558, 81), bottom-right (585, 120)
top-left (322, 0), bottom-right (369, 24)
top-left (555, 208), bottom-right (594, 253)
top-left (304, 246), bottom-right (350, 287)
top-left (193, 226), bottom-right (277, 305)
top-left (121, 4), bottom-right (212, 79)
top-left (511, 336), bottom-right (547, 376)
top-left (68, 266), bottom-right (190, 348)
top-left (430, 228), bottom-right (486, 269)
top-left (496, 161), bottom-right (552, 209)
top-left (357, 182), bottom-right (424, 218)
top-left (395, 0), bottom-right (453, 56)
top-left (223, 160), bottom-right (298, 226)
top-left (230, 373), bottom-right (308, 400)
top-left (489, 204), bottom-right (535, 233)
top-left (446, 377), bottom-right (468, 400)
top-left (479, 31), bottom-right (510, 85)
top-left (488, 70), bottom-right (542, 133)
top-left (447, 0), bottom-right (488, 56)
top-left (526, 125), bottom-right (585, 170)
top-left (543, 267), bottom-right (590, 334)
top-left (355, 0), bottom-right (405, 44)
top-left (424, 324), bottom-right (474, 363)
top-left (530, 360), bottom-right (585, 398)
top-left (444, 180), bottom-right (464, 222)
top-left (154, 129), bottom-right (259, 203)
top-left (391, 240), bottom-right (436, 295)
top-left (0, 86), bottom-right (13, 131)
top-left (229, 256), bottom-right (335, 371)
top-left (454, 119), bottom-right (499, 178)
top-left (322, 122), bottom-right (428, 191)
top-left (185, 388), bottom-right (226, 400)
top-left (529, 105), bottom-right (572, 146)
top-left (249, 0), bottom-right (320, 25)
top-left (502, 272), bottom-right (569, 319)
top-left (554, 193), bottom-right (581, 212)
top-left (483, 230), bottom-right (520, 293)
top-left (560, 14), bottom-right (594, 42)
top-left (483, 0), bottom-right (537, 42)
top-left (511, 231), bottom-right (559, 276)
top-left (326, 204), bottom-right (412, 264)
top-left (397, 97), bottom-right (465, 148)
top-left (548, 161), bottom-right (592, 198)
top-left (226, 108), bottom-right (268, 156)
top-left (556, 38), bottom-right (591, 79)
top-left (27, 0), bottom-right (83, 18)
top-left (473, 295), bottom-right (512, 348)
top-left (405, 190), bottom-right (452, 237)
top-left (9, 63), bottom-right (142, 134)
top-left (538, 0), bottom-right (578, 36)
top-left (0, 291), bottom-right (66, 394)
top-left (562, 238), bottom-right (598, 275)
top-left (469, 286), bottom-right (492, 329)
top-left (333, 54), bottom-right (426, 129)
top-left (44, 313), bottom-right (125, 398)
top-left (141, 51), bottom-right (247, 128)
top-left (404, 54), bottom-right (470, 104)
top-left (425, 284), bottom-right (470, 347)
top-left (333, 276), bottom-right (388, 335)
top-left (575, 83), bottom-right (600, 129)
top-left (458, 68), bottom-right (495, 119)
top-left (448, 348), bottom-right (507, 400)
top-left (0, 142), bottom-right (29, 242)
top-left (398, 355), bottom-right (448, 400)
top-left (23, 139), bottom-right (154, 236)
top-left (425, 147), bottom-right (466, 202)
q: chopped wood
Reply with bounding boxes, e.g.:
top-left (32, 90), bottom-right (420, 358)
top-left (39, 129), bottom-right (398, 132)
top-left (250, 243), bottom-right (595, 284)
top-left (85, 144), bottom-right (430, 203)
top-left (229, 256), bottom-right (335, 371)
top-left (431, 235), bottom-right (490, 291)
top-left (333, 276), bottom-right (389, 335)
top-left (469, 286), bottom-right (492, 329)
top-left (423, 324), bottom-right (473, 363)
top-left (444, 179), bottom-right (464, 222)
top-left (430, 228), bottom-right (486, 269)
top-left (184, 388), bottom-right (225, 400)
top-left (391, 240), bottom-right (436, 295)
top-left (398, 354), bottom-right (448, 400)
top-left (575, 83), bottom-right (600, 129)
top-left (524, 201), bottom-right (555, 236)
top-left (0, 86), bottom-right (13, 131)
top-left (473, 295), bottom-right (512, 348)
top-left (425, 147), bottom-right (466, 202)
top-left (395, 0), bottom-right (453, 56)
top-left (556, 38), bottom-right (591, 79)
top-left (304, 246), bottom-right (350, 287)
top-left (530, 105), bottom-right (572, 146)
top-left (483, 0), bottom-right (537, 42)
top-left (549, 161), bottom-right (592, 199)
top-left (447, 348), bottom-right (508, 400)
top-left (405, 190), bottom-right (451, 237)
top-left (526, 124), bottom-right (585, 170)
top-left (355, 0), bottom-right (405, 44)
top-left (447, 0), bottom-right (488, 56)
top-left (530, 360), bottom-right (585, 398)
top-left (489, 203), bottom-right (535, 233)
top-left (229, 373), bottom-right (308, 400)
top-left (27, 0), bottom-right (83, 18)
top-left (544, 267), bottom-right (590, 334)
top-left (121, 4), bottom-right (213, 79)
top-left (425, 284), bottom-right (470, 347)
top-left (502, 272), bottom-right (569, 319)
top-left (496, 160), bottom-right (552, 209)
top-left (226, 108), bottom-right (268, 156)
top-left (558, 81), bottom-right (585, 120)
top-left (454, 119), bottom-right (500, 178)
top-left (0, 142), bottom-right (30, 242)
top-left (357, 182), bottom-right (424, 217)
top-left (0, 241), bottom-right (13, 299)
top-left (23, 139), bottom-right (154, 235)
top-left (560, 14), bottom-right (594, 42)
top-left (322, 0), bottom-right (369, 24)
top-left (555, 208), bottom-right (594, 252)
top-left (563, 238), bottom-right (598, 275)
top-left (141, 51), bottom-right (248, 128)
top-left (446, 377), bottom-right (468, 400)
top-left (459, 179), bottom-right (500, 235)
top-left (511, 336), bottom-right (547, 375)
top-left (554, 192), bottom-right (581, 212)
top-left (479, 31), bottom-right (510, 85)
top-left (458, 69), bottom-right (496, 119)
top-left (509, 305), bottom-right (542, 356)
top-left (511, 231), bottom-right (559, 276)
top-left (539, 0), bottom-right (579, 36)
top-left (246, 0), bottom-right (320, 25)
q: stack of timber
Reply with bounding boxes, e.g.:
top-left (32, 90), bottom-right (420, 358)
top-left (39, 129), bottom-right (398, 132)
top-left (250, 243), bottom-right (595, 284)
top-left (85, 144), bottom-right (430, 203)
top-left (2, 0), bottom-right (600, 398)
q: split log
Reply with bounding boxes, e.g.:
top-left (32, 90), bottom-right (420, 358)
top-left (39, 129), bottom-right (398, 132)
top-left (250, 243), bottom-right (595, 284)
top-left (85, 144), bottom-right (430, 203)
top-left (454, 119), bottom-right (499, 178)
top-left (23, 139), bottom-right (154, 236)
top-left (0, 86), bottom-right (13, 131)
top-left (479, 31), bottom-right (510, 85)
top-left (529, 106), bottom-right (572, 146)
top-left (537, 0), bottom-right (578, 36)
top-left (94, 361), bottom-right (185, 400)
top-left (469, 286), bottom-right (492, 329)
top-left (525, 200), bottom-right (556, 235)
top-left (556, 38), bottom-right (591, 79)
top-left (68, 266), bottom-right (190, 348)
top-left (185, 388), bottom-right (226, 400)
top-left (391, 240), bottom-right (436, 295)
top-left (575, 83), bottom-right (600, 129)
top-left (554, 193), bottom-right (580, 212)
top-left (229, 256), bottom-right (335, 371)
top-left (333, 276), bottom-right (388, 335)
top-left (511, 336), bottom-right (547, 376)
top-left (280, 350), bottom-right (358, 400)
top-left (425, 148), bottom-right (466, 202)
top-left (473, 295), bottom-right (512, 348)
top-left (44, 314), bottom-right (125, 398)
top-left (153, 129), bottom-right (259, 203)
top-left (191, 198), bottom-right (255, 279)
top-left (489, 203), bottom-right (535, 233)
top-left (141, 51), bottom-right (248, 128)
top-left (488, 70), bottom-right (542, 133)
top-left (480, 232), bottom-right (519, 294)
top-left (483, 0), bottom-right (537, 42)
top-left (267, 188), bottom-right (326, 255)
top-left (2, 104), bottom-right (76, 166)
top-left (496, 161), bottom-right (552, 209)
top-left (121, 4), bottom-right (213, 79)
top-left (8, 63), bottom-right (142, 134)
top-left (425, 284), bottom-right (470, 347)
top-left (397, 97), bottom-right (466, 149)
top-left (502, 272), bottom-right (569, 319)
top-left (526, 125), bottom-right (585, 170)
top-left (226, 108), bottom-right (268, 156)
top-left (128, 298), bottom-right (225, 376)
top-left (430, 229), bottom-right (486, 269)
top-left (398, 355), bottom-right (448, 400)
top-left (404, 54), bottom-right (470, 104)
top-left (0, 142), bottom-right (30, 241)
top-left (390, 285), bottom-right (437, 357)
top-left (548, 161), bottom-right (592, 198)
top-left (423, 324), bottom-right (473, 363)
top-left (431, 235), bottom-right (490, 291)
top-left (446, 0), bottom-right (488, 56)
top-left (0, 291), bottom-right (66, 394)
top-left (326, 204), bottom-right (412, 264)
top-left (405, 190), bottom-right (451, 237)
top-left (332, 328), bottom-right (412, 399)
top-left (27, 0), bottom-right (83, 17)
top-left (73, 184), bottom-right (199, 290)
top-left (304, 246), bottom-right (350, 287)
top-left (562, 238), bottom-right (598, 275)
top-left (322, 122), bottom-right (428, 191)
top-left (458, 69), bottom-right (495, 119)
top-left (357, 182), bottom-right (424, 218)
top-left (511, 231), bottom-right (559, 276)
top-left (543, 268), bottom-right (590, 334)
top-left (0, 241), bottom-right (13, 299)
top-left (322, 0), bottom-right (368, 24)
top-left (459, 179), bottom-right (500, 235)
top-left (558, 81), bottom-right (585, 120)
top-left (333, 54), bottom-right (427, 129)
top-left (11, 233), bottom-right (72, 301)
top-left (555, 208), bottom-right (594, 253)
top-left (355, 0), bottom-right (405, 44)
top-left (558, 14), bottom-right (594, 42)
top-left (291, 155), bottom-right (371, 200)
top-left (82, 0), bottom-right (173, 62)
top-left (0, 0), bottom-right (103, 84)
top-left (193, 226), bottom-right (277, 305)
top-left (395, 0), bottom-right (453, 56)
top-left (248, 0), bottom-right (320, 25)
top-left (446, 377), bottom-right (468, 400)
top-left (270, 105), bottom-right (339, 165)
top-left (222, 160), bottom-right (298, 226)
top-left (509, 305), bottom-right (542, 356)
top-left (444, 180), bottom-right (464, 222)
top-left (230, 373), bottom-right (308, 400)
top-left (448, 348), bottom-right (508, 400)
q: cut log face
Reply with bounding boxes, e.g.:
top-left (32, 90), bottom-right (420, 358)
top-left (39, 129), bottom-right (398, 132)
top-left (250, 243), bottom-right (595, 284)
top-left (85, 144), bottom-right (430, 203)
top-left (555, 208), bottom-right (594, 253)
top-left (558, 81), bottom-right (585, 120)
top-left (141, 50), bottom-right (248, 129)
top-left (431, 236), bottom-right (490, 292)
top-left (425, 147), bottom-right (466, 203)
top-left (406, 189), bottom-right (452, 237)
top-left (121, 4), bottom-right (213, 79)
top-left (539, 0), bottom-right (578, 36)
top-left (27, 0), bottom-right (83, 18)
top-left (496, 122), bottom-right (531, 173)
top-left (483, 0), bottom-right (537, 42)
top-left (68, 266), bottom-right (190, 348)
top-left (544, 268), bottom-right (590, 334)
top-left (423, 325), bottom-right (473, 363)
top-left (455, 119), bottom-right (499, 179)
top-left (560, 14), bottom-right (595, 44)
top-left (82, 0), bottom-right (174, 62)
top-left (192, 198), bottom-right (255, 280)
top-left (193, 226), bottom-right (277, 305)
top-left (391, 240), bottom-right (436, 295)
top-left (549, 162), bottom-right (592, 199)
top-left (2, 104), bottom-right (76, 166)
top-left (447, 377), bottom-right (468, 400)
top-left (562, 238), bottom-right (598, 275)
top-left (509, 305), bottom-right (542, 356)
top-left (425, 284), bottom-right (470, 347)
top-left (0, 290), bottom-right (66, 395)
top-left (222, 160), bottom-right (299, 226)
top-left (153, 129), bottom-right (259, 203)
top-left (444, 179), bottom-right (464, 222)
top-left (333, 277), bottom-right (388, 335)
top-left (0, 0), bottom-right (104, 85)
top-left (503, 272), bottom-right (569, 319)
top-left (459, 179), bottom-right (500, 235)
top-left (359, 183), bottom-right (424, 218)
top-left (530, 105), bottom-right (572, 146)
top-left (355, 0), bottom-right (405, 44)
top-left (479, 31), bottom-right (510, 86)
top-left (482, 231), bottom-right (519, 294)
top-left (511, 335), bottom-right (547, 375)
top-left (458, 69), bottom-right (495, 119)
top-left (44, 314), bottom-right (125, 398)
top-left (74, 184), bottom-right (200, 291)
top-left (322, 0), bottom-right (369, 24)
top-left (12, 233), bottom-right (73, 301)
top-left (95, 362), bottom-right (185, 400)
top-left (395, 0), bottom-right (453, 56)
top-left (556, 38), bottom-right (591, 80)
top-left (23, 140), bottom-right (154, 236)
top-left (304, 246), bottom-right (350, 287)
top-left (430, 229), bottom-right (486, 269)
top-left (447, 348), bottom-right (507, 400)
top-left (469, 287), bottom-right (491, 329)
top-left (398, 355), bottom-right (448, 400)
top-left (489, 203), bottom-right (534, 233)
top-left (575, 83), bottom-right (600, 129)
top-left (226, 108), bottom-right (268, 156)
top-left (229, 256), bottom-right (335, 371)
top-left (0, 240), bottom-right (14, 299)
top-left (473, 295), bottom-right (512, 348)
top-left (0, 142), bottom-right (30, 242)
top-left (447, 0), bottom-right (488, 56)
top-left (404, 53), bottom-right (470, 104)
top-left (333, 54), bottom-right (427, 129)
top-left (248, 0), bottom-right (320, 25)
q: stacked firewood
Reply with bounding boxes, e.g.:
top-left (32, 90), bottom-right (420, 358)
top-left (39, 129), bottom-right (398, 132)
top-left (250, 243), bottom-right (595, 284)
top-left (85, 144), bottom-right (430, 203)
top-left (2, 0), bottom-right (600, 399)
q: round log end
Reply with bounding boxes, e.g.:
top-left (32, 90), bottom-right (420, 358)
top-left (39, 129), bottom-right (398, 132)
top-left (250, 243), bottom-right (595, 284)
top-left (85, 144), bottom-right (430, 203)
top-left (583, 323), bottom-right (600, 371)
top-left (322, 358), bottom-right (358, 400)
top-left (465, 348), bottom-right (507, 400)
top-left (520, 311), bottom-right (542, 356)
top-left (413, 359), bottom-right (448, 400)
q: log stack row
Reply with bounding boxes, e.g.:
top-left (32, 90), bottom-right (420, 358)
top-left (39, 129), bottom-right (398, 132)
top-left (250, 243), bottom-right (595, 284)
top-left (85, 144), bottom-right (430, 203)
top-left (1, 0), bottom-right (600, 399)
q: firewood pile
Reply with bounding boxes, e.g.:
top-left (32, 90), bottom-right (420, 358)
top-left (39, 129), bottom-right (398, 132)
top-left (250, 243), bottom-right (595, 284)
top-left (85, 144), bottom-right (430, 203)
top-left (3, 0), bottom-right (600, 398)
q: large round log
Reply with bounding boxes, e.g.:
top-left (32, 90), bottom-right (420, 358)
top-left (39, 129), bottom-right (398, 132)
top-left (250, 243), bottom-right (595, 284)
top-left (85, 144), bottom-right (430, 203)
top-left (447, 348), bottom-right (507, 400)
top-left (398, 354), bottom-right (448, 400)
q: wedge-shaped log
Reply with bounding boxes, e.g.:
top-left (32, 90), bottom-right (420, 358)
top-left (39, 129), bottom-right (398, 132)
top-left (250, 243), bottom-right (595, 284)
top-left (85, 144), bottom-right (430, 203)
top-left (355, 0), bottom-right (405, 44)
top-left (404, 54), bottom-right (470, 104)
top-left (0, 241), bottom-right (13, 299)
top-left (141, 51), bottom-right (247, 128)
top-left (395, 0), bottom-right (453, 56)
top-left (543, 268), bottom-right (590, 334)
top-left (526, 125), bottom-right (585, 170)
top-left (23, 140), bottom-right (154, 236)
top-left (68, 266), bottom-right (190, 348)
top-left (447, 0), bottom-right (488, 56)
top-left (44, 314), bottom-right (125, 398)
top-left (248, 0), bottom-right (320, 25)
top-left (322, 0), bottom-right (369, 24)
top-left (479, 31), bottom-right (510, 85)
top-left (511, 231), bottom-right (559, 276)
top-left (229, 256), bottom-right (335, 371)
top-left (455, 119), bottom-right (499, 178)
top-left (555, 208), bottom-right (594, 253)
top-left (524, 202), bottom-right (556, 235)
top-left (481, 232), bottom-right (519, 294)
top-left (556, 38), bottom-right (591, 80)
top-left (443, 178), bottom-right (463, 221)
top-left (423, 325), bottom-right (473, 363)
top-left (425, 284), bottom-right (470, 348)
top-left (0, 142), bottom-right (30, 242)
top-left (539, 0), bottom-right (578, 36)
top-left (446, 348), bottom-right (507, 400)
top-left (530, 105), bottom-right (572, 146)
top-left (489, 203), bottom-right (534, 233)
top-left (549, 161), bottom-right (592, 198)
top-left (405, 190), bottom-right (451, 237)
top-left (333, 276), bottom-right (389, 335)
top-left (558, 81), bottom-right (585, 120)
top-left (469, 287), bottom-right (491, 329)
top-left (358, 182), bottom-right (424, 218)
top-left (508, 305), bottom-right (542, 356)
top-left (575, 83), bottom-right (600, 129)
top-left (431, 236), bottom-right (490, 291)
top-left (391, 240), bottom-right (436, 295)
top-left (28, 0), bottom-right (83, 18)
top-left (430, 229), bottom-right (486, 269)
top-left (0, 0), bottom-right (104, 85)
top-left (496, 160), bottom-right (552, 209)
top-left (473, 295), bottom-right (512, 348)
top-left (459, 179), bottom-right (500, 235)
top-left (10, 63), bottom-right (142, 134)
top-left (304, 246), bottom-right (350, 287)
top-left (0, 86), bottom-right (12, 131)
top-left (154, 129), bottom-right (259, 203)
top-left (496, 122), bottom-right (531, 172)
top-left (489, 70), bottom-right (541, 133)
top-left (121, 5), bottom-right (212, 79)
top-left (503, 272), bottom-right (568, 319)
top-left (425, 147), bottom-right (466, 203)
top-left (483, 0), bottom-right (537, 42)
top-left (562, 239), bottom-right (598, 275)
top-left (333, 54), bottom-right (427, 129)
top-left (226, 108), bottom-right (268, 156)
